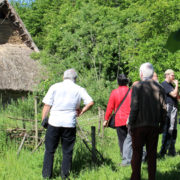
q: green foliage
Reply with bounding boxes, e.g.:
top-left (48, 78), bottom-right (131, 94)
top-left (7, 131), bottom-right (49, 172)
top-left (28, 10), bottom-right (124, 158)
top-left (1, 95), bottom-right (42, 130)
top-left (5, 96), bottom-right (35, 119)
top-left (13, 0), bottom-right (180, 108)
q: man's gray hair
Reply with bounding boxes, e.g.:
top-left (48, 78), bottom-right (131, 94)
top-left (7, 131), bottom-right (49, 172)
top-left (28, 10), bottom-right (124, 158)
top-left (63, 68), bottom-right (78, 82)
top-left (140, 62), bottom-right (154, 80)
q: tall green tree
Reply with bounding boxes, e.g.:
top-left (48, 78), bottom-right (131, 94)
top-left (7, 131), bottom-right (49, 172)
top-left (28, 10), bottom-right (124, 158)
top-left (13, 0), bottom-right (180, 108)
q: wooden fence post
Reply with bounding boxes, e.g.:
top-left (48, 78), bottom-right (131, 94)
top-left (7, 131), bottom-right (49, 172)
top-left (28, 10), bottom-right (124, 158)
top-left (34, 96), bottom-right (38, 147)
top-left (101, 110), bottom-right (105, 138)
top-left (98, 107), bottom-right (101, 135)
top-left (91, 126), bottom-right (96, 163)
top-left (21, 96), bottom-right (26, 129)
top-left (17, 133), bottom-right (27, 157)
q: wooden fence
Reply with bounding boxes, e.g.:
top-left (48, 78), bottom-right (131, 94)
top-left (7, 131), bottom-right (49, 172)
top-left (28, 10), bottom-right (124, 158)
top-left (5, 104), bottom-right (106, 161)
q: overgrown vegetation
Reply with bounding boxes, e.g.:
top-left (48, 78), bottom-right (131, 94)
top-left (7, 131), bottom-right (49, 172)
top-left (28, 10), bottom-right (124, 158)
top-left (11, 0), bottom-right (180, 109)
top-left (0, 0), bottom-right (179, 179)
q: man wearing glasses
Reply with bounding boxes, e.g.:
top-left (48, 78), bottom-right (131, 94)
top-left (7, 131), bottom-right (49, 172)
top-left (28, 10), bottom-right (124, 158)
top-left (160, 69), bottom-right (179, 157)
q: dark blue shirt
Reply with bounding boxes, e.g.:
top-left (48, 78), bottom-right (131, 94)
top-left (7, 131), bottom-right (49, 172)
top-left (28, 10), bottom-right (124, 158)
top-left (161, 81), bottom-right (177, 107)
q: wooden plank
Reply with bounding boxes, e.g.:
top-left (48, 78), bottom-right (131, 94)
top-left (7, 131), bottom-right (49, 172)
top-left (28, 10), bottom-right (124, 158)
top-left (17, 133), bottom-right (27, 157)
top-left (32, 137), bottom-right (45, 153)
top-left (34, 97), bottom-right (38, 147)
top-left (91, 126), bottom-right (96, 163)
top-left (7, 116), bottom-right (35, 122)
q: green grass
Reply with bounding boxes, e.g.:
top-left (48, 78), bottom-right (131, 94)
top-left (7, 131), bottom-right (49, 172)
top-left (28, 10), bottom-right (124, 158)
top-left (1, 112), bottom-right (180, 180)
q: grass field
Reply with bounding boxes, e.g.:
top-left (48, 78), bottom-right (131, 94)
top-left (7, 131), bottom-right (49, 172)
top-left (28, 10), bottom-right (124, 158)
top-left (0, 112), bottom-right (180, 180)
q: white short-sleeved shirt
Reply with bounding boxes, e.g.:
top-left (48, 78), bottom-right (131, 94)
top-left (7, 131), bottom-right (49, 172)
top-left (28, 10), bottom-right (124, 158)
top-left (42, 79), bottom-right (93, 127)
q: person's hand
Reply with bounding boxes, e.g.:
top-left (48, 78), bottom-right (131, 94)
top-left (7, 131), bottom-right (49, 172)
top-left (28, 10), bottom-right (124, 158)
top-left (103, 120), bottom-right (108, 127)
top-left (168, 129), bottom-right (173, 135)
top-left (128, 125), bottom-right (131, 135)
top-left (132, 81), bottom-right (139, 86)
top-left (173, 80), bottom-right (178, 86)
top-left (76, 108), bottom-right (82, 117)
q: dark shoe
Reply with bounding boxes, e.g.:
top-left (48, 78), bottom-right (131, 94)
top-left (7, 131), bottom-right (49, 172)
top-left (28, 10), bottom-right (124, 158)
top-left (43, 177), bottom-right (52, 180)
top-left (157, 152), bottom-right (165, 159)
top-left (168, 151), bottom-right (176, 157)
top-left (61, 173), bottom-right (70, 180)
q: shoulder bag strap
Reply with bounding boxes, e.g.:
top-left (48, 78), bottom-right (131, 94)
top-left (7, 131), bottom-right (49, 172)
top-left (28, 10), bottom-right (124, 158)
top-left (114, 88), bottom-right (130, 115)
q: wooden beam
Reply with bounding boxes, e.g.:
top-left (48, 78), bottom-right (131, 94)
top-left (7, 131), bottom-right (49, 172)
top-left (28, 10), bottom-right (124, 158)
top-left (17, 133), bottom-right (27, 157)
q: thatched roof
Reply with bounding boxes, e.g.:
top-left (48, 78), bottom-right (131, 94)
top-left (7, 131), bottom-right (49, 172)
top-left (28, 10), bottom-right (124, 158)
top-left (0, 0), bottom-right (42, 92)
top-left (0, 0), bottom-right (39, 51)
top-left (0, 44), bottom-right (41, 91)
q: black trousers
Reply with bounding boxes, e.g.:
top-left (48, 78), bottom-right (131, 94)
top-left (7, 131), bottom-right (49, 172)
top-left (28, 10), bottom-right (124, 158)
top-left (131, 126), bottom-right (159, 180)
top-left (160, 104), bottom-right (177, 156)
top-left (42, 125), bottom-right (76, 179)
top-left (116, 125), bottom-right (128, 154)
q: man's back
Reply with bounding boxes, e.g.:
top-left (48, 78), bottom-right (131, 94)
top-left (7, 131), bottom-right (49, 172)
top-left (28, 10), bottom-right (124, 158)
top-left (129, 80), bottom-right (166, 129)
top-left (42, 79), bottom-right (93, 127)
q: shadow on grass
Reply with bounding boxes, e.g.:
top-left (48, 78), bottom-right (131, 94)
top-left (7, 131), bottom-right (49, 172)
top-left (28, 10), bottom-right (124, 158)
top-left (71, 143), bottom-right (118, 178)
top-left (51, 142), bottom-right (117, 179)
top-left (156, 162), bottom-right (180, 180)
top-left (123, 161), bottom-right (180, 180)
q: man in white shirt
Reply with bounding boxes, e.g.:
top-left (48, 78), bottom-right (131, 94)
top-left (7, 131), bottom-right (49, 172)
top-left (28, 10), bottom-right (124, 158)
top-left (42, 68), bottom-right (94, 179)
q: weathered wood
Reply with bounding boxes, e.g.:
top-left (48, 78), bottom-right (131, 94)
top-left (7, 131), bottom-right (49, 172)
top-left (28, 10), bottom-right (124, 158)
top-left (24, 39), bottom-right (31, 43)
top-left (17, 133), bottom-right (27, 157)
top-left (7, 116), bottom-right (35, 122)
top-left (77, 127), bottom-right (104, 163)
top-left (32, 137), bottom-right (45, 153)
top-left (91, 126), bottom-right (96, 163)
top-left (76, 121), bottom-right (91, 143)
top-left (34, 97), bottom-right (38, 147)
top-left (98, 107), bottom-right (101, 134)
top-left (7, 1), bottom-right (39, 52)
top-left (78, 120), bottom-right (97, 127)
top-left (102, 110), bottom-right (105, 138)
top-left (20, 33), bottom-right (27, 37)
top-left (13, 21), bottom-right (19, 27)
top-left (6, 128), bottom-right (44, 132)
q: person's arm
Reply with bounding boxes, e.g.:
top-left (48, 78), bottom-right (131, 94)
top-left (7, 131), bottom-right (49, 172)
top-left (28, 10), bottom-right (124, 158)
top-left (128, 85), bottom-right (139, 128)
top-left (42, 104), bottom-right (51, 121)
top-left (159, 89), bottom-right (167, 133)
top-left (103, 91), bottom-right (115, 127)
top-left (169, 80), bottom-right (178, 98)
top-left (77, 101), bottom-right (94, 116)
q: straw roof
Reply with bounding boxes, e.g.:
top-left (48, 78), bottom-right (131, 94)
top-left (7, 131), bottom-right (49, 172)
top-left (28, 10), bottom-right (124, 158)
top-left (0, 0), bottom-right (42, 92)
top-left (0, 44), bottom-right (41, 91)
top-left (0, 0), bottom-right (39, 51)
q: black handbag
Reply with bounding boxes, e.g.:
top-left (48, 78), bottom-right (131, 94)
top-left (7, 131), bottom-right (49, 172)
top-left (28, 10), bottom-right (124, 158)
top-left (41, 117), bottom-right (49, 129)
top-left (108, 88), bottom-right (130, 129)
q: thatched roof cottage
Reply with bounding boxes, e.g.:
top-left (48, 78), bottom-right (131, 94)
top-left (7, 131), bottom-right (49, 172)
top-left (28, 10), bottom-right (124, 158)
top-left (0, 0), bottom-right (41, 104)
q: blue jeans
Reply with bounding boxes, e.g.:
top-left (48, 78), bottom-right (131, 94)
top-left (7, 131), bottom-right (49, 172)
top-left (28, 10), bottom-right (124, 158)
top-left (42, 125), bottom-right (76, 179)
top-left (122, 133), bottom-right (146, 165)
top-left (122, 133), bottom-right (132, 165)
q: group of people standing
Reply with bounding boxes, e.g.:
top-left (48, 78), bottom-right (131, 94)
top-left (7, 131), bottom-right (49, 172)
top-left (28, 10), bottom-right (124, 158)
top-left (41, 63), bottom-right (179, 180)
top-left (104, 63), bottom-right (179, 180)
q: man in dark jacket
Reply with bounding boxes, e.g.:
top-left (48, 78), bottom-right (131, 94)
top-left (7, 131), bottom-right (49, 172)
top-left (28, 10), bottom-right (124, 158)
top-left (160, 69), bottom-right (179, 157)
top-left (128, 62), bottom-right (166, 180)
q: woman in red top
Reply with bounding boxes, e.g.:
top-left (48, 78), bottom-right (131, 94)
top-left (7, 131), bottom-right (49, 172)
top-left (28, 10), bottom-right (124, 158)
top-left (104, 74), bottom-right (132, 154)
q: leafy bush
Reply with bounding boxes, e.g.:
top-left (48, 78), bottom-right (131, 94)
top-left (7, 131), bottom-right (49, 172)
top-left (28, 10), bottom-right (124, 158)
top-left (12, 0), bottom-right (180, 109)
